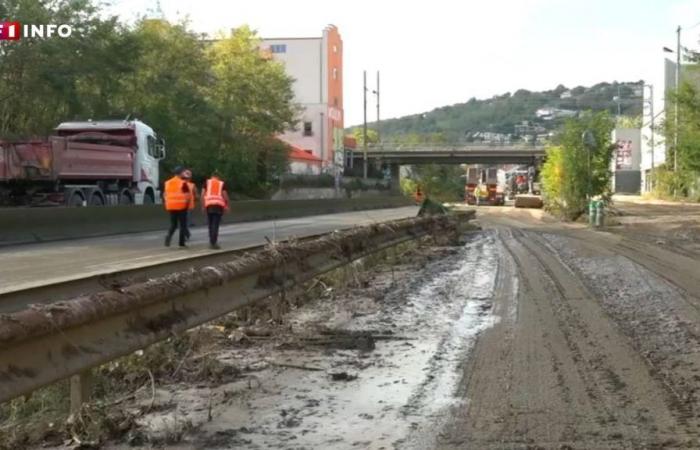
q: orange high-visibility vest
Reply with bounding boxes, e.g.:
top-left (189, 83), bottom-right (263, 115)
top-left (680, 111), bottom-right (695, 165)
top-left (187, 181), bottom-right (196, 210)
top-left (164, 176), bottom-right (191, 211)
top-left (204, 177), bottom-right (227, 208)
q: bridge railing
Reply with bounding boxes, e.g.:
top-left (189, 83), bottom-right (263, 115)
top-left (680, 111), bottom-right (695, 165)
top-left (363, 142), bottom-right (545, 152)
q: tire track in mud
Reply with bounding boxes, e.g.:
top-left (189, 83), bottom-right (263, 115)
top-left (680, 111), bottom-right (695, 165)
top-left (514, 231), bottom-right (689, 431)
top-left (533, 229), bottom-right (700, 434)
top-left (438, 226), bottom-right (694, 449)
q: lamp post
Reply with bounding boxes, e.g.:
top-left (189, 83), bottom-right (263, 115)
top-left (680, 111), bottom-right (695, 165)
top-left (663, 25), bottom-right (682, 173)
top-left (643, 84), bottom-right (655, 191)
top-left (363, 70), bottom-right (368, 179)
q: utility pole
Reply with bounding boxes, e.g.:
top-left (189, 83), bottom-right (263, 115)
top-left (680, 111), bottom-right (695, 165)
top-left (674, 25), bottom-right (681, 173)
top-left (644, 84), bottom-right (655, 190)
top-left (376, 71), bottom-right (381, 142)
top-left (363, 70), bottom-right (368, 179)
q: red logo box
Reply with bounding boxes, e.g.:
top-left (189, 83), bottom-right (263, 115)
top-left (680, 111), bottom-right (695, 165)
top-left (0, 22), bottom-right (21, 40)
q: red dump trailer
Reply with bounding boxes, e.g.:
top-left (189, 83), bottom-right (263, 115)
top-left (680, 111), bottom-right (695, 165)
top-left (464, 167), bottom-right (504, 206)
top-left (0, 120), bottom-right (164, 206)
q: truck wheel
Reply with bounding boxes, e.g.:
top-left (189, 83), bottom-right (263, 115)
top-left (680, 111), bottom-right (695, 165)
top-left (67, 191), bottom-right (85, 207)
top-left (143, 191), bottom-right (155, 204)
top-left (89, 191), bottom-right (105, 206)
top-left (119, 190), bottom-right (133, 205)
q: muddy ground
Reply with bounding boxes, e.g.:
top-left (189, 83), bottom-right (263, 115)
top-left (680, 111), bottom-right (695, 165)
top-left (9, 197), bottom-right (700, 449)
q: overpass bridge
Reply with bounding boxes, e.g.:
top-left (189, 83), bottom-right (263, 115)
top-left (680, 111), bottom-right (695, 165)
top-left (355, 142), bottom-right (547, 165)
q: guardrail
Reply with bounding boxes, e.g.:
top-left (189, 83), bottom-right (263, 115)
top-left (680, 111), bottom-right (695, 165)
top-left (0, 213), bottom-right (468, 406)
top-left (0, 196), bottom-right (413, 246)
top-left (365, 143), bottom-right (546, 152)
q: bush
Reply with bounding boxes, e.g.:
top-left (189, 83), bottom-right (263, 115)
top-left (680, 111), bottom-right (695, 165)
top-left (279, 174), bottom-right (335, 190)
top-left (651, 166), bottom-right (700, 199)
top-left (540, 112), bottom-right (615, 220)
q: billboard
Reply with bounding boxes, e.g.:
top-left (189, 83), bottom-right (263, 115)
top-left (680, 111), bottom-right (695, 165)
top-left (615, 139), bottom-right (633, 170)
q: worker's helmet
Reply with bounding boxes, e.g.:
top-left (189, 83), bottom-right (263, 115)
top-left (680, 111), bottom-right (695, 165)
top-left (173, 166), bottom-right (184, 175)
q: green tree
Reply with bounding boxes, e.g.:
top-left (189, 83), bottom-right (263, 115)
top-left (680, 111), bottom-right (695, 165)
top-left (352, 128), bottom-right (379, 146)
top-left (407, 164), bottom-right (464, 202)
top-left (541, 112), bottom-right (615, 219)
top-left (0, 0), bottom-right (137, 136)
top-left (205, 26), bottom-right (297, 193)
top-left (112, 18), bottom-right (215, 174)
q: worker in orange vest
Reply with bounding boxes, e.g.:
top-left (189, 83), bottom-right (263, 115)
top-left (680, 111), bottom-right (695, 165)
top-left (201, 171), bottom-right (230, 250)
top-left (414, 187), bottom-right (424, 204)
top-left (182, 169), bottom-right (197, 241)
top-left (163, 166), bottom-right (193, 248)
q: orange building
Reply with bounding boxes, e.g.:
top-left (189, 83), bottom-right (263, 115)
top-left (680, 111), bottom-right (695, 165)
top-left (262, 26), bottom-right (344, 173)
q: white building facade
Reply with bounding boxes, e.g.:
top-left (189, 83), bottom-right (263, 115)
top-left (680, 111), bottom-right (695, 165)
top-left (262, 26), bottom-right (344, 174)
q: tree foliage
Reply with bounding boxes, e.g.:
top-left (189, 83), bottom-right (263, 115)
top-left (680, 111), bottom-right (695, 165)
top-left (352, 82), bottom-right (642, 142)
top-left (540, 112), bottom-right (615, 220)
top-left (655, 77), bottom-right (700, 199)
top-left (404, 164), bottom-right (464, 202)
top-left (0, 1), bottom-right (297, 197)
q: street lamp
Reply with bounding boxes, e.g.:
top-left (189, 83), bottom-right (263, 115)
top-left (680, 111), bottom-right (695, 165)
top-left (663, 26), bottom-right (682, 173)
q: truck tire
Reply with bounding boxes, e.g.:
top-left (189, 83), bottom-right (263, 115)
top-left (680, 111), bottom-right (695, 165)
top-left (89, 191), bottom-right (105, 206)
top-left (67, 190), bottom-right (85, 207)
top-left (119, 190), bottom-right (133, 205)
top-left (143, 190), bottom-right (155, 204)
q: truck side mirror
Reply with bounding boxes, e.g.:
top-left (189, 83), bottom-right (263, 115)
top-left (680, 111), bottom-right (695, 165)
top-left (156, 138), bottom-right (166, 160)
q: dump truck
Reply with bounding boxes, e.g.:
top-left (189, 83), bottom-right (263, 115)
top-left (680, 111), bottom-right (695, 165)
top-left (465, 167), bottom-right (504, 206)
top-left (0, 120), bottom-right (165, 206)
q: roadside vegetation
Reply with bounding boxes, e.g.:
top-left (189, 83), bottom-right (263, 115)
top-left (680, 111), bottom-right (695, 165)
top-left (0, 0), bottom-right (297, 197)
top-left (653, 79), bottom-right (700, 201)
top-left (540, 112), bottom-right (615, 220)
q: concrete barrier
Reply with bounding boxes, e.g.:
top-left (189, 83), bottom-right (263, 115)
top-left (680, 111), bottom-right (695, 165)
top-left (0, 196), bottom-right (414, 246)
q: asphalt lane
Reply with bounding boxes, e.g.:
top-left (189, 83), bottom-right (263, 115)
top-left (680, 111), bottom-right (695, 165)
top-left (0, 206), bottom-right (419, 295)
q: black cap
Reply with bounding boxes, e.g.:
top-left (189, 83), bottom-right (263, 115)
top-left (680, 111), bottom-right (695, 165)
top-left (173, 166), bottom-right (184, 175)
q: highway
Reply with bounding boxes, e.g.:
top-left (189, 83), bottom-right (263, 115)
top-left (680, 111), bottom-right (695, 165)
top-left (0, 206), bottom-right (418, 296)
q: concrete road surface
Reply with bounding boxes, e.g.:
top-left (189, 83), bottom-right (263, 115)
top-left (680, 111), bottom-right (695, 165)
top-left (0, 206), bottom-right (418, 295)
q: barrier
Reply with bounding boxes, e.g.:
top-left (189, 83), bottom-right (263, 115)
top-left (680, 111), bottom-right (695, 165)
top-left (0, 196), bottom-right (413, 246)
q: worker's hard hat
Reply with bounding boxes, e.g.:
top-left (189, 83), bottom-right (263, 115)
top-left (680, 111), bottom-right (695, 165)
top-left (173, 166), bottom-right (184, 175)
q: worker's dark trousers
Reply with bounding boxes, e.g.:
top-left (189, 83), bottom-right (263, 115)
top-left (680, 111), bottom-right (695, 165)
top-left (167, 210), bottom-right (188, 246)
top-left (184, 210), bottom-right (193, 239)
top-left (207, 212), bottom-right (222, 245)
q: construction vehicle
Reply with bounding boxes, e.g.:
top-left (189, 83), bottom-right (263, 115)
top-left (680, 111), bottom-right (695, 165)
top-left (0, 120), bottom-right (165, 206)
top-left (506, 166), bottom-right (540, 199)
top-left (465, 167), bottom-right (504, 206)
top-left (506, 169), bottom-right (529, 199)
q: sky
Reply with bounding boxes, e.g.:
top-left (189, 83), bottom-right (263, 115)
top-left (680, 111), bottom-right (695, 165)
top-left (108, 0), bottom-right (700, 126)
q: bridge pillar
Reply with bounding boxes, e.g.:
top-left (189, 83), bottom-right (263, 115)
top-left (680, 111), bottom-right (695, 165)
top-left (389, 163), bottom-right (401, 193)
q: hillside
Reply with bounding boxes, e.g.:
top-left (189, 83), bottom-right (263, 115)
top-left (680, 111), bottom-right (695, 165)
top-left (358, 81), bottom-right (643, 143)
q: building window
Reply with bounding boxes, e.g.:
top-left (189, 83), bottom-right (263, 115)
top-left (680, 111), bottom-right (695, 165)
top-left (333, 67), bottom-right (337, 80)
top-left (334, 97), bottom-right (339, 107)
top-left (270, 44), bottom-right (287, 53)
top-left (303, 121), bottom-right (313, 136)
top-left (333, 45), bottom-right (337, 53)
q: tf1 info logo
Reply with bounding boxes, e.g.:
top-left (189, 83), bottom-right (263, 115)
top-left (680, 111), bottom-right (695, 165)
top-left (0, 22), bottom-right (73, 40)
